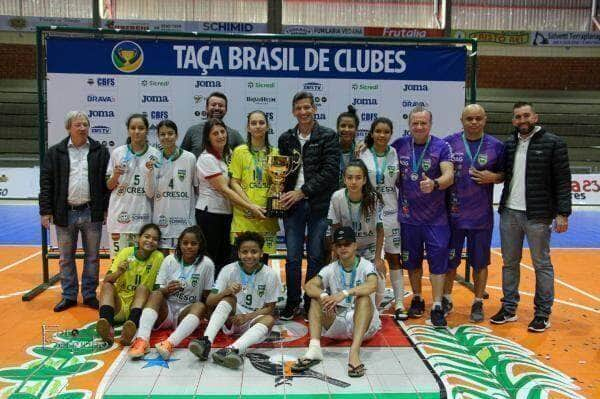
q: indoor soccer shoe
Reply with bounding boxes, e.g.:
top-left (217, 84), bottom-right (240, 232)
top-left (442, 297), bottom-right (453, 316)
top-left (155, 340), bottom-right (174, 360)
top-left (119, 320), bottom-right (137, 346)
top-left (96, 318), bottom-right (114, 345)
top-left (470, 301), bottom-right (484, 323)
top-left (128, 337), bottom-right (150, 359)
top-left (528, 316), bottom-right (551, 332)
top-left (407, 297), bottom-right (425, 318)
top-left (430, 306), bottom-right (447, 327)
top-left (212, 347), bottom-right (243, 369)
top-left (189, 336), bottom-right (211, 361)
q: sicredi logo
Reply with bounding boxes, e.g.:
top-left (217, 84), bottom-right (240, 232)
top-left (140, 79), bottom-right (169, 87)
top-left (352, 83), bottom-right (379, 91)
top-left (247, 81), bottom-right (276, 89)
top-left (111, 41), bottom-right (144, 73)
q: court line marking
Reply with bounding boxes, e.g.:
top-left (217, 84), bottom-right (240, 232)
top-left (0, 250), bottom-right (42, 272)
top-left (490, 249), bottom-right (600, 303)
top-left (0, 285), bottom-right (59, 299)
top-left (94, 347), bottom-right (128, 399)
top-left (486, 285), bottom-right (599, 314)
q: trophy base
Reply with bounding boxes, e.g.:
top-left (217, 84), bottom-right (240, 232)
top-left (266, 197), bottom-right (286, 218)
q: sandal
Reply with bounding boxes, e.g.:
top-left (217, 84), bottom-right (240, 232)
top-left (347, 363), bottom-right (366, 378)
top-left (291, 357), bottom-right (321, 372)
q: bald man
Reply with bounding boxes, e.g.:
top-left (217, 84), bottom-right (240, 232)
top-left (443, 104), bottom-right (505, 322)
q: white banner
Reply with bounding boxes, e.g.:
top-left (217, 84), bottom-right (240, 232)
top-left (0, 167), bottom-right (39, 199)
top-left (493, 174), bottom-right (600, 205)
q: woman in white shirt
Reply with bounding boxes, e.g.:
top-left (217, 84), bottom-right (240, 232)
top-left (195, 118), bottom-right (266, 275)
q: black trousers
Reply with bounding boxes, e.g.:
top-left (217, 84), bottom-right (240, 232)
top-left (195, 208), bottom-right (233, 277)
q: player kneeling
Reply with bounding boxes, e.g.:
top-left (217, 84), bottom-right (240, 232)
top-left (128, 226), bottom-right (215, 359)
top-left (188, 231), bottom-right (282, 369)
top-left (97, 223), bottom-right (164, 345)
top-left (293, 226), bottom-right (381, 378)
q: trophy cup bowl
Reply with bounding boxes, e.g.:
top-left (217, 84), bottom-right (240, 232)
top-left (266, 152), bottom-right (301, 218)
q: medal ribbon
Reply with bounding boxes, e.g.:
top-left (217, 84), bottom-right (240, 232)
top-left (461, 133), bottom-right (484, 168)
top-left (345, 189), bottom-right (362, 233)
top-left (251, 147), bottom-right (266, 184)
top-left (338, 256), bottom-right (359, 304)
top-left (238, 262), bottom-right (258, 292)
top-left (410, 136), bottom-right (431, 176)
top-left (370, 146), bottom-right (389, 185)
top-left (178, 256), bottom-right (197, 282)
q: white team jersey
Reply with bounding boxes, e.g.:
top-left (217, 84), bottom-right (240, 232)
top-left (152, 149), bottom-right (197, 238)
top-left (107, 144), bottom-right (161, 233)
top-left (359, 147), bottom-right (400, 222)
top-left (318, 257), bottom-right (379, 311)
top-left (212, 262), bottom-right (283, 311)
top-left (327, 188), bottom-right (383, 260)
top-left (156, 254), bottom-right (215, 306)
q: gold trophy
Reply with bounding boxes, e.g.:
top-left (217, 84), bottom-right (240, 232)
top-left (266, 151), bottom-right (302, 217)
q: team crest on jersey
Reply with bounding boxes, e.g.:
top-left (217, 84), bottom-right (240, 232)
top-left (177, 169), bottom-right (186, 182)
top-left (116, 184), bottom-right (128, 196)
top-left (477, 153), bottom-right (488, 166)
top-left (257, 284), bottom-right (266, 297)
top-left (422, 159), bottom-right (431, 171)
top-left (387, 165), bottom-right (395, 176)
top-left (117, 211), bottom-right (131, 224)
top-left (158, 215), bottom-right (168, 228)
top-left (191, 274), bottom-right (199, 287)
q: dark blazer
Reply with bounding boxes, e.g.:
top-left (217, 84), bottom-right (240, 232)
top-left (278, 123), bottom-right (340, 216)
top-left (499, 127), bottom-right (572, 219)
top-left (39, 136), bottom-right (110, 226)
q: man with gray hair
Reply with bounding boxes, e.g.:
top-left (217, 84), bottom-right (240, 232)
top-left (39, 110), bottom-right (110, 312)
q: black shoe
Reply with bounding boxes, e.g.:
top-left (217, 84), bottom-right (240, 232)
top-left (280, 303), bottom-right (299, 321)
top-left (490, 307), bottom-right (518, 324)
top-left (528, 316), bottom-right (551, 332)
top-left (83, 297), bottom-right (99, 309)
top-left (54, 298), bottom-right (77, 312)
top-left (394, 307), bottom-right (408, 321)
top-left (189, 336), bottom-right (211, 361)
top-left (469, 301), bottom-right (484, 323)
top-left (441, 297), bottom-right (453, 316)
top-left (212, 347), bottom-right (243, 369)
top-left (407, 297), bottom-right (425, 319)
top-left (430, 306), bottom-right (447, 327)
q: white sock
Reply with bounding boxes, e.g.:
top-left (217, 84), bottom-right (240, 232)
top-left (136, 308), bottom-right (158, 341)
top-left (168, 314), bottom-right (200, 346)
top-left (204, 300), bottom-right (232, 342)
top-left (474, 298), bottom-right (483, 303)
top-left (390, 269), bottom-right (404, 309)
top-left (433, 301), bottom-right (442, 309)
top-left (230, 322), bottom-right (269, 354)
top-left (443, 294), bottom-right (452, 302)
top-left (309, 338), bottom-right (321, 348)
top-left (304, 341), bottom-right (324, 360)
top-left (375, 275), bottom-right (386, 306)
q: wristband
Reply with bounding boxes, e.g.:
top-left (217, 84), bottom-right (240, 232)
top-left (320, 292), bottom-right (328, 299)
top-left (342, 289), bottom-right (350, 298)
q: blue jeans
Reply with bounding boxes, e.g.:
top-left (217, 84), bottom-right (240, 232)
top-left (55, 208), bottom-right (102, 301)
top-left (499, 208), bottom-right (554, 318)
top-left (283, 199), bottom-right (328, 307)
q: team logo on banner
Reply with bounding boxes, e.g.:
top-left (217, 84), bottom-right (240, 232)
top-left (111, 41), bottom-right (144, 73)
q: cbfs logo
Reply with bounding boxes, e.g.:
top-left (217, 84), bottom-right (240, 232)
top-left (111, 41), bottom-right (144, 73)
top-left (87, 77), bottom-right (116, 87)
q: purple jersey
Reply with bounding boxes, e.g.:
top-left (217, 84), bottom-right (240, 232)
top-left (444, 132), bottom-right (505, 229)
top-left (391, 135), bottom-right (452, 226)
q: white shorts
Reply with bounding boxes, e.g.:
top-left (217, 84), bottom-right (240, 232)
top-left (109, 233), bottom-right (137, 259)
top-left (156, 301), bottom-right (191, 330)
top-left (158, 237), bottom-right (177, 250)
top-left (222, 304), bottom-right (264, 336)
top-left (322, 307), bottom-right (382, 340)
top-left (383, 215), bottom-right (401, 254)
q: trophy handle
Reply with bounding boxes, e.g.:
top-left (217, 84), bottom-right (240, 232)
top-left (285, 149), bottom-right (302, 176)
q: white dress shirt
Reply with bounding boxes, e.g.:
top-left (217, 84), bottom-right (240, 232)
top-left (506, 126), bottom-right (541, 211)
top-left (67, 138), bottom-right (90, 206)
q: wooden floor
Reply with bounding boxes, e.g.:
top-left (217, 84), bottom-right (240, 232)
top-left (0, 246), bottom-right (598, 398)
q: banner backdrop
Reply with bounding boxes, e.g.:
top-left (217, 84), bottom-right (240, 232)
top-left (45, 36), bottom-right (467, 150)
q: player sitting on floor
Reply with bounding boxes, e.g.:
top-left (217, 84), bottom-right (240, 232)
top-left (292, 226), bottom-right (381, 378)
top-left (97, 223), bottom-right (164, 345)
top-left (188, 231), bottom-right (283, 369)
top-left (127, 226), bottom-right (215, 360)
